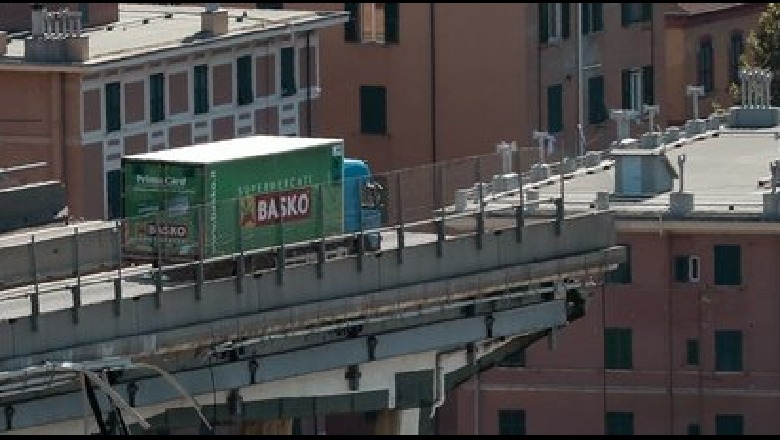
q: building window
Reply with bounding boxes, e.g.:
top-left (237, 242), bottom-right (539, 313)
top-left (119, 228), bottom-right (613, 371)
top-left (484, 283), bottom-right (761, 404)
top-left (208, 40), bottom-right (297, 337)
top-left (547, 84), bottom-right (563, 133)
top-left (674, 255), bottom-right (700, 283)
top-left (687, 423), bottom-right (701, 435)
top-left (698, 37), bottom-right (714, 93)
top-left (281, 47), bottom-right (297, 97)
top-left (686, 338), bottom-right (699, 366)
top-left (193, 64), bottom-right (209, 115)
top-left (360, 85), bottom-right (387, 135)
top-left (621, 66), bottom-right (653, 111)
top-left (345, 3), bottom-right (399, 44)
top-left (539, 3), bottom-right (570, 43)
top-left (588, 75), bottom-right (607, 124)
top-left (729, 31), bottom-right (744, 86)
top-left (237, 55), bottom-right (254, 106)
top-left (498, 409), bottom-right (526, 435)
top-left (716, 414), bottom-right (744, 435)
top-left (607, 244), bottom-right (631, 284)
top-left (149, 73), bottom-right (165, 124)
top-left (105, 81), bottom-right (121, 133)
top-left (605, 411), bottom-right (634, 435)
top-left (605, 327), bottom-right (632, 370)
top-left (582, 3), bottom-right (603, 34)
top-left (715, 330), bottom-right (742, 372)
top-left (714, 244), bottom-right (741, 285)
top-left (621, 3), bottom-right (651, 26)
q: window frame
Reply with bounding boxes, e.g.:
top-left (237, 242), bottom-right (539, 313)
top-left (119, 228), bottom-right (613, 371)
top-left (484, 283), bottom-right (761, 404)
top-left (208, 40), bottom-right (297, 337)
top-left (729, 30), bottom-right (744, 86)
top-left (607, 243), bottom-right (631, 284)
top-left (715, 329), bottom-right (743, 372)
top-left (715, 414), bottom-right (744, 435)
top-left (713, 244), bottom-right (741, 286)
top-left (547, 83), bottom-right (563, 133)
top-left (605, 411), bottom-right (634, 435)
top-left (582, 3), bottom-right (604, 34)
top-left (280, 46), bottom-right (297, 98)
top-left (587, 74), bottom-right (607, 124)
top-left (697, 36), bottom-right (715, 94)
top-left (498, 409), bottom-right (526, 435)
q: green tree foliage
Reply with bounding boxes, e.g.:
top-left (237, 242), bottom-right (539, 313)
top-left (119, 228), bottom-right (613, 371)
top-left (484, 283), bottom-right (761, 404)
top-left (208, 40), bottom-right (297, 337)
top-left (741, 3), bottom-right (780, 104)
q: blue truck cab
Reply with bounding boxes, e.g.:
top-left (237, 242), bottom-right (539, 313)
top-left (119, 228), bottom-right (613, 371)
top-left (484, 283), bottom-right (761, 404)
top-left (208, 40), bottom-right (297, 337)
top-left (343, 158), bottom-right (383, 251)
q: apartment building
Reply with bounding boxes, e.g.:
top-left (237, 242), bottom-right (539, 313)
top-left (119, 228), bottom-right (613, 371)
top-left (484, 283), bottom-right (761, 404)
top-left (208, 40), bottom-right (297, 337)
top-left (0, 3), bottom-right (346, 219)
top-left (226, 3), bottom-right (764, 177)
top-left (435, 114), bottom-right (780, 434)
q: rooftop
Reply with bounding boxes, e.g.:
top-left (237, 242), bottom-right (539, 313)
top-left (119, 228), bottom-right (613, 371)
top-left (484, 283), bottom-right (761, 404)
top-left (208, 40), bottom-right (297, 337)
top-left (124, 135), bottom-right (343, 164)
top-left (0, 4), bottom-right (347, 67)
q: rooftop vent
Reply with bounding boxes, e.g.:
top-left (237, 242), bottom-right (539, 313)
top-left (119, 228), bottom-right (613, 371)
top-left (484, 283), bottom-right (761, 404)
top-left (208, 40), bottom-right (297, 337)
top-left (164, 12), bottom-right (173, 19)
top-left (201, 4), bottom-right (228, 36)
top-left (26, 6), bottom-right (89, 62)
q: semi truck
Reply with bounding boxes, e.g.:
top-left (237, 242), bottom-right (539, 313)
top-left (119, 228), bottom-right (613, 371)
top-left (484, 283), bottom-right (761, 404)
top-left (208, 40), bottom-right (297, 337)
top-left (121, 135), bottom-right (383, 269)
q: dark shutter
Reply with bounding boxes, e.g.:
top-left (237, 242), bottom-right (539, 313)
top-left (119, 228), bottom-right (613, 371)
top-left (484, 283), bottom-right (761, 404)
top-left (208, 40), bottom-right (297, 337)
top-left (562, 3), bottom-right (570, 39)
top-left (498, 410), bottom-right (526, 435)
top-left (587, 75), bottom-right (605, 124)
top-left (605, 412), bottom-right (634, 435)
top-left (384, 3), bottom-right (399, 44)
top-left (105, 82), bottom-right (121, 133)
top-left (605, 328), bottom-right (632, 369)
top-left (547, 84), bottom-right (563, 133)
top-left (715, 330), bottom-right (743, 372)
top-left (237, 55), bottom-right (253, 106)
top-left (621, 69), bottom-right (631, 109)
top-left (581, 3), bottom-right (591, 35)
top-left (539, 3), bottom-right (549, 43)
top-left (686, 338), bottom-right (699, 366)
top-left (280, 47), bottom-right (297, 97)
top-left (641, 2), bottom-right (652, 21)
top-left (714, 244), bottom-right (741, 285)
top-left (642, 65), bottom-right (654, 105)
top-left (674, 255), bottom-right (688, 282)
top-left (621, 3), bottom-right (630, 27)
top-left (344, 3), bottom-right (359, 42)
top-left (593, 3), bottom-right (603, 31)
top-left (716, 415), bottom-right (744, 435)
top-left (150, 73), bottom-right (165, 123)
top-left (360, 85), bottom-right (387, 135)
top-left (194, 64), bottom-right (209, 115)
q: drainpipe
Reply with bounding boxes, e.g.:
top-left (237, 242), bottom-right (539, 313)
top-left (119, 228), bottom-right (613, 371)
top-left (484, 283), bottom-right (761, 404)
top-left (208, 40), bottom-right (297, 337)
top-left (60, 72), bottom-right (69, 216)
top-left (430, 2), bottom-right (437, 165)
top-left (306, 30), bottom-right (312, 136)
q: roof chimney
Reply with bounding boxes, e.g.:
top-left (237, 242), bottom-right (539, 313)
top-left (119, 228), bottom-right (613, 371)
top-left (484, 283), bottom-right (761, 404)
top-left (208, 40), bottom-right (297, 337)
top-left (201, 3), bottom-right (228, 36)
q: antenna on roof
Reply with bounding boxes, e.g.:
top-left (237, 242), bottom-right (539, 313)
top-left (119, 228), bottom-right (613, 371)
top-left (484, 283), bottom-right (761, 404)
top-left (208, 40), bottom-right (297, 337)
top-left (677, 154), bottom-right (687, 193)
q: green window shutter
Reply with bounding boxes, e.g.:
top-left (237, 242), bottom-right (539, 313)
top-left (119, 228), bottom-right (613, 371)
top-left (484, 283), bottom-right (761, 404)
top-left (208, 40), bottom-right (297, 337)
top-left (686, 338), bottom-right (699, 366)
top-left (620, 3), bottom-right (630, 27)
top-left (593, 3), bottom-right (603, 31)
top-left (360, 85), bottom-right (387, 135)
top-left (716, 415), bottom-right (744, 435)
top-left (581, 3), bottom-right (591, 34)
top-left (280, 47), bottom-right (297, 97)
top-left (561, 3), bottom-right (570, 39)
top-left (605, 328), bottom-right (632, 369)
top-left (193, 64), bottom-right (209, 115)
top-left (642, 65), bottom-right (654, 105)
top-left (588, 75), bottom-right (605, 124)
top-left (715, 330), bottom-right (743, 372)
top-left (384, 3), bottom-right (399, 44)
top-left (547, 84), bottom-right (563, 133)
top-left (621, 69), bottom-right (631, 109)
top-left (605, 412), bottom-right (634, 435)
top-left (237, 55), bottom-right (253, 106)
top-left (150, 73), bottom-right (165, 123)
top-left (105, 82), bottom-right (121, 133)
top-left (674, 255), bottom-right (689, 282)
top-left (344, 3), bottom-right (359, 42)
top-left (498, 410), bottom-right (526, 435)
top-left (714, 244), bottom-right (741, 285)
top-left (539, 3), bottom-right (549, 43)
top-left (640, 3), bottom-right (652, 21)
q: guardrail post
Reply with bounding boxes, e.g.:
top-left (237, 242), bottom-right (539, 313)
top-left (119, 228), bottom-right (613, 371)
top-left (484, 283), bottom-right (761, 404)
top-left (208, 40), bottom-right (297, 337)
top-left (113, 278), bottom-right (122, 317)
top-left (154, 214), bottom-right (162, 308)
top-left (71, 285), bottom-right (80, 324)
top-left (73, 226), bottom-right (81, 293)
top-left (276, 246), bottom-right (285, 285)
top-left (195, 260), bottom-right (204, 300)
top-left (316, 239), bottom-right (325, 279)
top-left (554, 197), bottom-right (564, 236)
top-left (396, 170), bottom-right (404, 265)
top-left (515, 204), bottom-right (524, 243)
top-left (29, 234), bottom-right (39, 332)
top-left (435, 218), bottom-right (444, 258)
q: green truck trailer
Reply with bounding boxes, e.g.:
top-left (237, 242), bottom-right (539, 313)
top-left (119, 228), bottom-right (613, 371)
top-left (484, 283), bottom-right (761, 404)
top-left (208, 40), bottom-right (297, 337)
top-left (122, 135), bottom-right (350, 261)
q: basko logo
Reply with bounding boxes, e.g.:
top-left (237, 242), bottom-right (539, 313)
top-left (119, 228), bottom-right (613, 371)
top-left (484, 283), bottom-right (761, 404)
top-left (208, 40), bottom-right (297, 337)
top-left (147, 223), bottom-right (189, 238)
top-left (251, 187), bottom-right (312, 226)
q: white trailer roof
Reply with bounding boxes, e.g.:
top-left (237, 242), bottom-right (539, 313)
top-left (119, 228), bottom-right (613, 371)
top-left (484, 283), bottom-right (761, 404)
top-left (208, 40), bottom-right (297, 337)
top-left (124, 135), bottom-right (343, 164)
